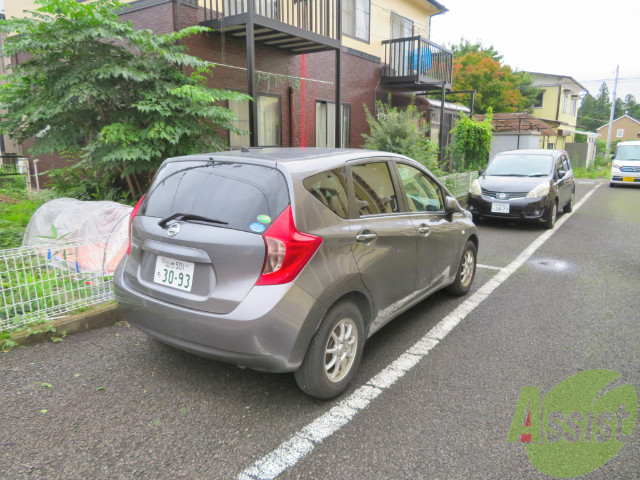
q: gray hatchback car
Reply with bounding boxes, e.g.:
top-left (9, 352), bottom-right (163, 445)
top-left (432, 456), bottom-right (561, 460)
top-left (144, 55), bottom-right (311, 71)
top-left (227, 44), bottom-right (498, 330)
top-left (114, 148), bottom-right (479, 399)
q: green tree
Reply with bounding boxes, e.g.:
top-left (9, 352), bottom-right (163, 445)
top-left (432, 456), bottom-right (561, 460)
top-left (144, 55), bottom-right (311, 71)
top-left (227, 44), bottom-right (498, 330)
top-left (577, 82), bottom-right (611, 131)
top-left (623, 94), bottom-right (640, 119)
top-left (362, 95), bottom-right (438, 169)
top-left (452, 108), bottom-right (493, 170)
top-left (446, 40), bottom-right (540, 114)
top-left (0, 0), bottom-right (248, 202)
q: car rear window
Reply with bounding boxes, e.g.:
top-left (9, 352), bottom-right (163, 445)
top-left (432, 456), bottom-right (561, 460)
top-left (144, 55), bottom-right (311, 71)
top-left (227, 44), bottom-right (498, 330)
top-left (142, 160), bottom-right (289, 233)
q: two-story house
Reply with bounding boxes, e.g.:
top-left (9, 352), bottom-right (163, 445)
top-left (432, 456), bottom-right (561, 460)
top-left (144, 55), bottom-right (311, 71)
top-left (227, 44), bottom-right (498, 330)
top-left (527, 72), bottom-right (588, 150)
top-left (3, 0), bottom-right (454, 170)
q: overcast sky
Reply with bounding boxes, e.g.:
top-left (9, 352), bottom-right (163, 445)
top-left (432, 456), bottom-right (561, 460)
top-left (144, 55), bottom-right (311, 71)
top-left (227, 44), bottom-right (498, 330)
top-left (431, 0), bottom-right (640, 102)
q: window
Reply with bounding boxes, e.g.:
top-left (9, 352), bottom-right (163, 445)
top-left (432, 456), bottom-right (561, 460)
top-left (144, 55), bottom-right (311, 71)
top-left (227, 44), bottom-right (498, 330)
top-left (316, 101), bottom-right (350, 148)
top-left (229, 95), bottom-right (281, 148)
top-left (391, 12), bottom-right (413, 39)
top-left (617, 129), bottom-right (624, 138)
top-left (562, 92), bottom-right (569, 113)
top-left (534, 92), bottom-right (544, 108)
top-left (397, 163), bottom-right (444, 212)
top-left (570, 97), bottom-right (578, 116)
top-left (342, 0), bottom-right (370, 42)
top-left (303, 168), bottom-right (349, 218)
top-left (351, 162), bottom-right (399, 216)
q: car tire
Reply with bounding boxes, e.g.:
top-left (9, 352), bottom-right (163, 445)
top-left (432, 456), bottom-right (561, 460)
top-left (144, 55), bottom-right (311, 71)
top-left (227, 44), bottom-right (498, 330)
top-left (544, 201), bottom-right (558, 229)
top-left (609, 182), bottom-right (616, 188)
top-left (472, 213), bottom-right (482, 223)
top-left (294, 301), bottom-right (364, 400)
top-left (445, 240), bottom-right (477, 296)
top-left (563, 189), bottom-right (575, 213)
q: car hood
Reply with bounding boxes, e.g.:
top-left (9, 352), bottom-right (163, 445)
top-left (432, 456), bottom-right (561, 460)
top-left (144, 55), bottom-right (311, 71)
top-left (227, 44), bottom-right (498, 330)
top-left (479, 175), bottom-right (550, 193)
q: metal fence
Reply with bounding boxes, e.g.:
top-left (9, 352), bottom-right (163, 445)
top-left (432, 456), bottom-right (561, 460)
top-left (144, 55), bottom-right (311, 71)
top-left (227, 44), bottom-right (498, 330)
top-left (438, 171), bottom-right (478, 199)
top-left (0, 234), bottom-right (126, 333)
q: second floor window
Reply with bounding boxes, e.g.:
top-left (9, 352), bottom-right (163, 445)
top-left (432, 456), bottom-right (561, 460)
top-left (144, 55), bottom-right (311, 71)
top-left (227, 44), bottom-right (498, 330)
top-left (343, 0), bottom-right (370, 42)
top-left (570, 97), bottom-right (578, 116)
top-left (534, 92), bottom-right (544, 108)
top-left (562, 92), bottom-right (569, 113)
top-left (391, 12), bottom-right (413, 39)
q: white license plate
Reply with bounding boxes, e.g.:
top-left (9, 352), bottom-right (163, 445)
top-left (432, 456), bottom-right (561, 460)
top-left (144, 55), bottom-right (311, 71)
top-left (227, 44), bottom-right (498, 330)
top-left (491, 202), bottom-right (510, 214)
top-left (154, 255), bottom-right (195, 292)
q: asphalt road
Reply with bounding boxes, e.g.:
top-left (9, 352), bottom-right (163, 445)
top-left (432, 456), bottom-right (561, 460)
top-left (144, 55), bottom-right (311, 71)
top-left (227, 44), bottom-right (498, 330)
top-left (1, 179), bottom-right (639, 480)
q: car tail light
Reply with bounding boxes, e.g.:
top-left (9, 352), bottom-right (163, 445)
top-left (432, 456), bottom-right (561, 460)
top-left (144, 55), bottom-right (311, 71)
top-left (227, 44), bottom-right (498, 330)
top-left (256, 206), bottom-right (322, 286)
top-left (126, 195), bottom-right (145, 256)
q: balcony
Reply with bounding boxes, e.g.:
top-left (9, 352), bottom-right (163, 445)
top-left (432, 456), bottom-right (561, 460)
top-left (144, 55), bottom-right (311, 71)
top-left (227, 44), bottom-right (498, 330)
top-left (381, 36), bottom-right (453, 90)
top-left (201, 0), bottom-right (340, 53)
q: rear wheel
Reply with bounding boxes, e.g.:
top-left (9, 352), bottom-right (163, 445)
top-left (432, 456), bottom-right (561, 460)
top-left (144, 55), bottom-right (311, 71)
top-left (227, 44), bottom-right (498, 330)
top-left (544, 201), bottom-right (558, 229)
top-left (609, 182), bottom-right (616, 188)
top-left (563, 189), bottom-right (575, 213)
top-left (446, 240), bottom-right (477, 296)
top-left (295, 301), bottom-right (364, 399)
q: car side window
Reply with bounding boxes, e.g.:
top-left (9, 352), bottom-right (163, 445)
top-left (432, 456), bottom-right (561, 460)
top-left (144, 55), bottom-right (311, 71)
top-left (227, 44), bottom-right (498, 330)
top-left (397, 163), bottom-right (445, 212)
top-left (303, 168), bottom-right (349, 219)
top-left (556, 158), bottom-right (564, 178)
top-left (351, 162), bottom-right (399, 216)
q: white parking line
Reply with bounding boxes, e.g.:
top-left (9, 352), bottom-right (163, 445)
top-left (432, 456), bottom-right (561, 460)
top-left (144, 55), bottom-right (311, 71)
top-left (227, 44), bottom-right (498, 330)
top-left (477, 264), bottom-right (503, 271)
top-left (237, 184), bottom-right (602, 480)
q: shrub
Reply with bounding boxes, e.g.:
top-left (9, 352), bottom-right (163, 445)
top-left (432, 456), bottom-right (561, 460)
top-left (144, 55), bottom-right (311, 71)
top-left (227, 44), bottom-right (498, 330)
top-left (362, 95), bottom-right (438, 170)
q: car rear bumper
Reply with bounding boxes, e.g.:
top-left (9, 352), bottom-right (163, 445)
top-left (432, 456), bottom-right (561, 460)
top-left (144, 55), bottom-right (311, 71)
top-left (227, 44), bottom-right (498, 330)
top-left (114, 258), bottom-right (321, 373)
top-left (466, 194), bottom-right (552, 221)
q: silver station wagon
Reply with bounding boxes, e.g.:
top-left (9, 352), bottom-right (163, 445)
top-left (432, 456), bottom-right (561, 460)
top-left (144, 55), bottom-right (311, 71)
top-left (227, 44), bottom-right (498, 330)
top-left (114, 148), bottom-right (479, 399)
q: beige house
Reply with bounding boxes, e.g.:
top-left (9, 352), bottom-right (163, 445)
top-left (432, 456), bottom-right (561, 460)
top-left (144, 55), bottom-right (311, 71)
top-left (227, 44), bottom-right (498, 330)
top-left (597, 115), bottom-right (640, 142)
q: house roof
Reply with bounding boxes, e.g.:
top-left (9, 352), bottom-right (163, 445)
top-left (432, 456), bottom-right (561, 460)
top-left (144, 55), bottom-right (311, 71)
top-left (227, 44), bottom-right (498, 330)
top-left (474, 113), bottom-right (557, 137)
top-left (596, 115), bottom-right (640, 131)
top-left (526, 72), bottom-right (589, 94)
top-left (425, 1), bottom-right (449, 14)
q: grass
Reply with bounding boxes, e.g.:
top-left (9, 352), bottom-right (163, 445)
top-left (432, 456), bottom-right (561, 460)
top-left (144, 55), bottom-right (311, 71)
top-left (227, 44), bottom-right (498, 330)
top-left (0, 177), bottom-right (44, 249)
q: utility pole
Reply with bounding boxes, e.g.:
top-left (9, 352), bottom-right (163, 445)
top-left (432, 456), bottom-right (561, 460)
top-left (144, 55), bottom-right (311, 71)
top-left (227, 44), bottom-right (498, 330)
top-left (604, 65), bottom-right (619, 160)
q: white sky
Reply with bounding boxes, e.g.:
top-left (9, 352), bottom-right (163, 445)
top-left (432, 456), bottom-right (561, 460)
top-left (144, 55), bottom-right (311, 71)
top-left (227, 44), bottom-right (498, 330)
top-left (431, 0), bottom-right (640, 102)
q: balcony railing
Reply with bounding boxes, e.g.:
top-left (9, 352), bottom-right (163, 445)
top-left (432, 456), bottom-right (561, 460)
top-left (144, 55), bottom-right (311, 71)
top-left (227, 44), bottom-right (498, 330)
top-left (382, 36), bottom-right (453, 89)
top-left (202, 0), bottom-right (339, 40)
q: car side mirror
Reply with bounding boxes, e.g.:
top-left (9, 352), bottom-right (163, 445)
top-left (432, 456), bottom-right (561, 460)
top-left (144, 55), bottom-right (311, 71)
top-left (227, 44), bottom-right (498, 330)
top-left (611, 154), bottom-right (615, 160)
top-left (444, 196), bottom-right (460, 215)
top-left (478, 168), bottom-right (485, 176)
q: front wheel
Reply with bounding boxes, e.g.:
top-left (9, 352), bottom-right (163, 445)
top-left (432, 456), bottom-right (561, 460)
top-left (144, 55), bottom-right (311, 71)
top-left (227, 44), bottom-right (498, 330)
top-left (446, 240), bottom-right (477, 296)
top-left (544, 201), bottom-right (558, 229)
top-left (295, 301), bottom-right (364, 399)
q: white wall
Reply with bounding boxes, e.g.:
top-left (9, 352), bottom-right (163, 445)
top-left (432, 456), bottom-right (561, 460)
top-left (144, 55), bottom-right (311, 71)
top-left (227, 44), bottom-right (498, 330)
top-left (490, 133), bottom-right (541, 160)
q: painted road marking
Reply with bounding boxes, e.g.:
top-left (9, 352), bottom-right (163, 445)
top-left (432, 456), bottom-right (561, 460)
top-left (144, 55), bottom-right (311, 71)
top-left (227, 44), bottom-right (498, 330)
top-left (477, 264), bottom-right (503, 271)
top-left (237, 184), bottom-right (602, 480)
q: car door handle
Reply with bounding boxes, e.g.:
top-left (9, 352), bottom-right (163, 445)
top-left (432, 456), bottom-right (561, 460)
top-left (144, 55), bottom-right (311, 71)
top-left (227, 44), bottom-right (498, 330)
top-left (418, 224), bottom-right (431, 236)
top-left (356, 232), bottom-right (377, 242)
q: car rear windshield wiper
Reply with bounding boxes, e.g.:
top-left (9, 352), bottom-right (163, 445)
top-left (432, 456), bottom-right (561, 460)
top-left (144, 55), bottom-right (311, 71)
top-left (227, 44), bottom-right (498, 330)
top-left (158, 213), bottom-right (229, 228)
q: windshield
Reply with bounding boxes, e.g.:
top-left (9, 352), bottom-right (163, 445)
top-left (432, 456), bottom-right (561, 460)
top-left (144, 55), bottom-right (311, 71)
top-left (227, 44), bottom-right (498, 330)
top-left (616, 144), bottom-right (640, 161)
top-left (485, 154), bottom-right (553, 177)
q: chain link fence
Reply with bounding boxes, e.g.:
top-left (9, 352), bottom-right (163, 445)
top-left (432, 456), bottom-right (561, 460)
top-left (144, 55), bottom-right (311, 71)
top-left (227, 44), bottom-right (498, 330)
top-left (0, 234), bottom-right (126, 333)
